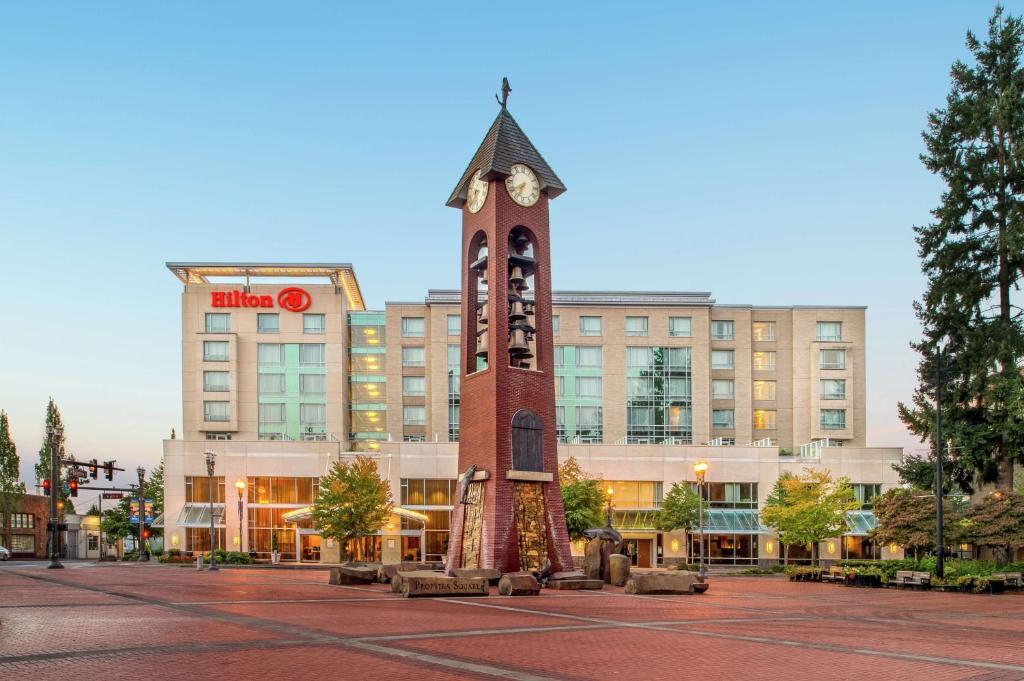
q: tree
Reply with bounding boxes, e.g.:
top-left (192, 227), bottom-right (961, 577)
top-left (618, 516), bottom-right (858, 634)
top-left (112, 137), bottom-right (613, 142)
top-left (0, 411), bottom-right (25, 550)
top-left (657, 482), bottom-right (699, 533)
top-left (962, 490), bottom-right (1024, 563)
top-left (558, 457), bottom-right (605, 540)
top-left (898, 6), bottom-right (1024, 493)
top-left (35, 398), bottom-right (73, 511)
top-left (312, 456), bottom-right (392, 560)
top-left (760, 468), bottom-right (859, 565)
top-left (871, 487), bottom-right (965, 558)
top-left (100, 499), bottom-right (133, 558)
top-left (85, 503), bottom-right (100, 516)
top-left (892, 452), bottom-right (964, 493)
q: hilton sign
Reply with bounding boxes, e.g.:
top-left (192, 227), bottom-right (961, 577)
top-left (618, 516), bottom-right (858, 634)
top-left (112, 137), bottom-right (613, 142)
top-left (211, 287), bottom-right (311, 312)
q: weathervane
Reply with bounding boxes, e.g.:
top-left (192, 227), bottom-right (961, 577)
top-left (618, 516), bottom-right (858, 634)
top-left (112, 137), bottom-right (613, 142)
top-left (495, 77), bottom-right (511, 110)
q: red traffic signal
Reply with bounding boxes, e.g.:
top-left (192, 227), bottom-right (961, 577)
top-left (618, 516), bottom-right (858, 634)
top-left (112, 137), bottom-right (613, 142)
top-left (103, 461), bottom-right (114, 481)
top-left (143, 529), bottom-right (151, 539)
top-left (69, 480), bottom-right (79, 497)
top-left (42, 479), bottom-right (51, 495)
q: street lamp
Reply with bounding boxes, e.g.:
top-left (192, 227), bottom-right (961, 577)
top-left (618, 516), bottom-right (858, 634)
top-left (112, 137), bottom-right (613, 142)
top-left (205, 450), bottom-right (218, 572)
top-left (694, 461), bottom-right (708, 580)
top-left (234, 480), bottom-right (247, 553)
top-left (605, 484), bottom-right (614, 528)
top-left (934, 337), bottom-right (948, 579)
top-left (137, 466), bottom-right (148, 561)
top-left (46, 423), bottom-right (63, 569)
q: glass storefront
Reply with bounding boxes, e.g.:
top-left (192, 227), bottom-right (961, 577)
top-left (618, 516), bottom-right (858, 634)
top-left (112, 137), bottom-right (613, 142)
top-left (692, 533), bottom-right (758, 565)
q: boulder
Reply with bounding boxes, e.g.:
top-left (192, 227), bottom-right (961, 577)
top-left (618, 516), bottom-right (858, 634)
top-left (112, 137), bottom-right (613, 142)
top-left (401, 573), bottom-right (489, 598)
top-left (609, 554), bottom-right (631, 587)
top-left (452, 567), bottom-right (502, 585)
top-left (379, 562), bottom-right (437, 583)
top-left (549, 570), bottom-right (587, 581)
top-left (584, 537), bottom-right (603, 580)
top-left (545, 578), bottom-right (604, 590)
top-left (624, 571), bottom-right (698, 595)
top-left (601, 541), bottom-right (615, 583)
top-left (329, 564), bottom-right (378, 585)
top-left (498, 572), bottom-right (541, 596)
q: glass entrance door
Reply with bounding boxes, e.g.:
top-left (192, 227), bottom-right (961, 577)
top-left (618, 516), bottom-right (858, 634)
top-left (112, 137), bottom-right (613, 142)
top-left (300, 534), bottom-right (321, 563)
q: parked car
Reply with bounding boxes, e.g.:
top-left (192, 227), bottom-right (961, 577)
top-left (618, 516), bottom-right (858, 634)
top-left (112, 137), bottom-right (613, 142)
top-left (0, 546), bottom-right (10, 561)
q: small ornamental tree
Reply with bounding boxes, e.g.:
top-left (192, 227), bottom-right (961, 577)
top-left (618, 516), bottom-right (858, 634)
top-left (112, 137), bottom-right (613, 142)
top-left (871, 487), bottom-right (964, 558)
top-left (658, 482), bottom-right (699, 533)
top-left (558, 456), bottom-right (605, 540)
top-left (761, 468), bottom-right (859, 565)
top-left (0, 411), bottom-right (26, 550)
top-left (962, 491), bottom-right (1024, 563)
top-left (100, 499), bottom-right (134, 558)
top-left (312, 456), bottom-right (392, 560)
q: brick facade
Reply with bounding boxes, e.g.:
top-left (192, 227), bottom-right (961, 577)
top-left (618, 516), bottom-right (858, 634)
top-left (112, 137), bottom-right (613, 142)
top-left (2, 493), bottom-right (49, 558)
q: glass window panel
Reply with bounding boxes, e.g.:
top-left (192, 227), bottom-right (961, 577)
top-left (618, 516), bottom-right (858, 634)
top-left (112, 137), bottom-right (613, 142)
top-left (303, 314), bottom-right (325, 334)
top-left (576, 376), bottom-right (602, 398)
top-left (446, 315), bottom-right (461, 335)
top-left (402, 317), bottom-right (425, 337)
top-left (752, 321), bottom-right (776, 341)
top-left (820, 349), bottom-right (846, 369)
top-left (204, 401), bottom-right (229, 421)
top-left (259, 403), bottom-right (286, 424)
top-left (669, 317), bottom-right (691, 337)
top-left (272, 477), bottom-right (297, 504)
top-left (627, 347), bottom-right (653, 368)
top-left (711, 379), bottom-right (734, 399)
top-left (425, 479), bottom-right (451, 506)
top-left (299, 344), bottom-right (325, 366)
top-left (203, 371), bottom-right (230, 392)
top-left (203, 341), bottom-right (229, 362)
top-left (553, 346), bottom-right (565, 367)
top-left (576, 346), bottom-right (603, 368)
top-left (712, 409), bottom-right (735, 428)
top-left (625, 316), bottom-right (648, 336)
top-left (552, 315), bottom-right (560, 336)
top-left (753, 380), bottom-right (776, 400)
top-left (820, 379), bottom-right (846, 400)
top-left (205, 313), bottom-right (231, 333)
top-left (259, 373), bottom-right (285, 394)
top-left (711, 320), bottom-right (734, 340)
top-left (711, 350), bottom-right (734, 369)
top-left (300, 373), bottom-right (325, 395)
top-left (816, 321), bottom-right (842, 341)
top-left (257, 313), bottom-right (279, 333)
top-left (577, 406), bottom-right (602, 427)
top-left (403, 406), bottom-right (426, 425)
top-left (667, 347), bottom-right (691, 368)
top-left (257, 343), bottom-right (283, 366)
top-left (752, 351), bottom-right (776, 371)
top-left (300, 403), bottom-right (325, 426)
top-left (402, 347), bottom-right (426, 367)
top-left (403, 376), bottom-right (426, 396)
top-left (667, 377), bottom-right (691, 398)
top-left (579, 316), bottom-right (602, 336)
top-left (753, 409), bottom-right (777, 430)
top-left (820, 409), bottom-right (846, 429)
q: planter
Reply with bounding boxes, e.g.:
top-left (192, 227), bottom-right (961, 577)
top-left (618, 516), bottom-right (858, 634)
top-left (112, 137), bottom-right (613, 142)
top-left (271, 551), bottom-right (281, 565)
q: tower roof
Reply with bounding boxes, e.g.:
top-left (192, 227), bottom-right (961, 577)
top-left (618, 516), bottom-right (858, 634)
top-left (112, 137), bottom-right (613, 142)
top-left (446, 108), bottom-right (566, 208)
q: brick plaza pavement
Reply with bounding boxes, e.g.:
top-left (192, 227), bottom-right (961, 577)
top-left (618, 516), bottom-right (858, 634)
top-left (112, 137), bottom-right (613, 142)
top-left (2, 563), bottom-right (1023, 680)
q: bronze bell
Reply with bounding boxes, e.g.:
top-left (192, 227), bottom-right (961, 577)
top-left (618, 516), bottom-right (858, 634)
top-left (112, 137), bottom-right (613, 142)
top-left (508, 300), bottom-right (526, 321)
top-left (477, 301), bottom-right (489, 324)
top-left (475, 328), bottom-right (488, 357)
top-left (509, 266), bottom-right (526, 289)
top-left (508, 329), bottom-right (533, 358)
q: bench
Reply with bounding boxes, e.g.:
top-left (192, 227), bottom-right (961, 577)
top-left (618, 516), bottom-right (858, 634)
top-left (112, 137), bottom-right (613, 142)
top-left (992, 572), bottom-right (1021, 590)
top-left (893, 570), bottom-right (931, 589)
top-left (821, 567), bottom-right (845, 583)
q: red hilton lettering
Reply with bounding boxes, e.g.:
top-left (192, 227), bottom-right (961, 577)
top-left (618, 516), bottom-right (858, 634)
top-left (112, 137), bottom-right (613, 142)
top-left (211, 292), bottom-right (226, 307)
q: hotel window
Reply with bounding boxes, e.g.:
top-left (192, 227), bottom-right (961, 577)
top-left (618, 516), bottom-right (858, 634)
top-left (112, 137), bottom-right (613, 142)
top-left (753, 380), bottom-right (776, 401)
top-left (303, 314), bottom-right (325, 334)
top-left (447, 344), bottom-right (460, 442)
top-left (711, 350), bottom-right (734, 370)
top-left (402, 346), bottom-right (425, 367)
top-left (669, 316), bottom-right (691, 337)
top-left (712, 409), bottom-right (735, 429)
top-left (605, 481), bottom-right (663, 510)
top-left (185, 476), bottom-right (226, 503)
top-left (402, 317), bottom-right (425, 337)
top-left (257, 313), bottom-right (279, 334)
top-left (821, 409), bottom-right (846, 430)
top-left (403, 376), bottom-right (426, 396)
top-left (552, 315), bottom-right (560, 336)
top-left (752, 321), bottom-right (776, 342)
top-left (204, 401), bottom-right (230, 422)
top-left (259, 404), bottom-right (286, 437)
top-left (299, 344), bottom-right (325, 367)
top-left (852, 483), bottom-right (881, 509)
top-left (205, 313), bottom-right (230, 333)
top-left (711, 320), bottom-right (734, 341)
top-left (816, 321), bottom-right (842, 341)
top-left (403, 405), bottom-right (426, 426)
top-left (259, 373), bottom-right (285, 395)
top-left (576, 346), bottom-right (602, 368)
top-left (556, 376), bottom-right (565, 397)
top-left (205, 432), bottom-right (232, 440)
top-left (203, 371), bottom-right (229, 392)
top-left (626, 316), bottom-right (649, 337)
top-left (446, 315), bottom-right (461, 336)
top-left (257, 343), bottom-right (283, 366)
top-left (698, 482), bottom-right (758, 508)
top-left (753, 409), bottom-right (776, 430)
top-left (711, 379), bottom-right (735, 399)
top-left (300, 373), bottom-right (325, 396)
top-left (820, 349), bottom-right (846, 370)
top-left (820, 379), bottom-right (846, 400)
top-left (752, 351), bottom-right (776, 371)
top-left (626, 347), bottom-right (692, 444)
top-left (300, 404), bottom-right (326, 431)
top-left (579, 316), bottom-right (602, 336)
top-left (576, 376), bottom-right (603, 398)
top-left (576, 406), bottom-right (603, 441)
top-left (203, 341), bottom-right (229, 362)
top-left (553, 346), bottom-right (565, 368)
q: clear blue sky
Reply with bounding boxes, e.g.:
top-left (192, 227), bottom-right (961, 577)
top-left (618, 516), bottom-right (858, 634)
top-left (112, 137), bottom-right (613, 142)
top-left (1, 2), bottom-right (1014, 508)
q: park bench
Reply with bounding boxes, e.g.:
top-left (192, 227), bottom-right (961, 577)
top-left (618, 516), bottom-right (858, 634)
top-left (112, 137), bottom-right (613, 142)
top-left (992, 572), bottom-right (1021, 590)
top-left (821, 567), bottom-right (845, 583)
top-left (893, 570), bottom-right (931, 589)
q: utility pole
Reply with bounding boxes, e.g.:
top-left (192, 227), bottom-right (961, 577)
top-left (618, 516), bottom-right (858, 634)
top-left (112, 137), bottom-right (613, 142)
top-left (47, 424), bottom-right (63, 569)
top-left (935, 351), bottom-right (945, 579)
top-left (137, 467), bottom-right (148, 561)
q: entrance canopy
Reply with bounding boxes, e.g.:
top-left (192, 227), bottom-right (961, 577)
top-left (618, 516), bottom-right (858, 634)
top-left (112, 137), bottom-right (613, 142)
top-left (175, 503), bottom-right (225, 528)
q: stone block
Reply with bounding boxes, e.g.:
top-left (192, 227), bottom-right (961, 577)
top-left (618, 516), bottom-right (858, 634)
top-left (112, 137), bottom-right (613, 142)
top-left (609, 554), bottom-right (631, 587)
top-left (329, 565), bottom-right (378, 585)
top-left (549, 570), bottom-right (587, 581)
top-left (624, 571), bottom-right (698, 595)
top-left (498, 572), bottom-right (541, 596)
top-left (584, 538), bottom-right (602, 580)
top-left (453, 567), bottom-right (502, 584)
top-left (545, 579), bottom-right (604, 590)
top-left (401, 573), bottom-right (489, 598)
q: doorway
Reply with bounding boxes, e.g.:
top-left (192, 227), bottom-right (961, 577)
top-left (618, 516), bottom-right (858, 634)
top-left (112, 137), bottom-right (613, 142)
top-left (623, 538), bottom-right (653, 568)
top-left (300, 533), bottom-right (321, 563)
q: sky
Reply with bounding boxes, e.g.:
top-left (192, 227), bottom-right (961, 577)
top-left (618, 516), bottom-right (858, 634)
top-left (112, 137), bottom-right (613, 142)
top-left (0, 1), bottom-right (1016, 511)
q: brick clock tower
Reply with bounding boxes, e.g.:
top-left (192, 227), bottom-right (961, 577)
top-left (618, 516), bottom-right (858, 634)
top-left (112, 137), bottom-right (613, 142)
top-left (444, 81), bottom-right (574, 575)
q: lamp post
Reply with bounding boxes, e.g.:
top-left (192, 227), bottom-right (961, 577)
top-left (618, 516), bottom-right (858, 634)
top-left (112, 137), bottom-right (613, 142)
top-left (934, 340), bottom-right (947, 579)
top-left (694, 461), bottom-right (708, 580)
top-left (137, 466), bottom-right (148, 561)
top-left (46, 424), bottom-right (63, 569)
top-left (234, 480), bottom-right (246, 553)
top-left (205, 450), bottom-right (218, 571)
top-left (605, 484), bottom-right (614, 528)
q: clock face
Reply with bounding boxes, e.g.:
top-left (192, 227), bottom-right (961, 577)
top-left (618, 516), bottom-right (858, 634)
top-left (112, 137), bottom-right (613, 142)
top-left (467, 170), bottom-right (488, 213)
top-left (505, 163), bottom-right (540, 206)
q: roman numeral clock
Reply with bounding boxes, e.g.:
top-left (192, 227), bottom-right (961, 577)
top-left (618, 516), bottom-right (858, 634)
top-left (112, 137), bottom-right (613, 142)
top-left (444, 80), bottom-right (574, 575)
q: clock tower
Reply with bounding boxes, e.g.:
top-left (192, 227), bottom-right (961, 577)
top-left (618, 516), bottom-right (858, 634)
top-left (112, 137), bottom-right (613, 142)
top-left (444, 81), bottom-right (574, 575)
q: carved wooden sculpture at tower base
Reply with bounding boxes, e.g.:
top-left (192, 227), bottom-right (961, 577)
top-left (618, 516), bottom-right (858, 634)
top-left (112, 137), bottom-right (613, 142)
top-left (444, 81), bottom-right (574, 575)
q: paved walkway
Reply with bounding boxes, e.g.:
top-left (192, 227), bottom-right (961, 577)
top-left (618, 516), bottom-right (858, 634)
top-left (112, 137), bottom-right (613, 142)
top-left (1, 563), bottom-right (1023, 680)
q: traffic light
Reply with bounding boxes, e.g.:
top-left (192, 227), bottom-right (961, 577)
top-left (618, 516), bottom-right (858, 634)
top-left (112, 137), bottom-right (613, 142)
top-left (42, 479), bottom-right (51, 495)
top-left (69, 480), bottom-right (78, 497)
top-left (103, 461), bottom-right (114, 481)
top-left (89, 459), bottom-right (98, 479)
top-left (143, 529), bottom-right (151, 539)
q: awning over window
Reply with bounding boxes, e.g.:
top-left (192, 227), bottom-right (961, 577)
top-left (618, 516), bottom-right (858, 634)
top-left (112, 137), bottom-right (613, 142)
top-left (175, 503), bottom-right (224, 528)
top-left (151, 513), bottom-right (165, 529)
top-left (702, 509), bottom-right (769, 534)
top-left (845, 510), bottom-right (878, 536)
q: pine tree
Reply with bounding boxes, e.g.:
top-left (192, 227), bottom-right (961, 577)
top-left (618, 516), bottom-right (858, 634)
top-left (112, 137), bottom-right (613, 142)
top-left (0, 411), bottom-right (26, 550)
top-left (898, 6), bottom-right (1024, 492)
top-left (34, 398), bottom-right (72, 509)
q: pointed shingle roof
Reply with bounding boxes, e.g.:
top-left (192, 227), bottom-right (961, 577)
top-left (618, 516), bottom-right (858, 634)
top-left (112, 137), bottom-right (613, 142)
top-left (446, 108), bottom-right (566, 208)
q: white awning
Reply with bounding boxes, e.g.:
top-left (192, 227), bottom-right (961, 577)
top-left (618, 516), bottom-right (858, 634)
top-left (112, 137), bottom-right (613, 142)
top-left (151, 513), bottom-right (165, 529)
top-left (175, 503), bottom-right (225, 528)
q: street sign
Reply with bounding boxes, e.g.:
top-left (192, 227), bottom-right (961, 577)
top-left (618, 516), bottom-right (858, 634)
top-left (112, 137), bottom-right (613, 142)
top-left (102, 492), bottom-right (124, 500)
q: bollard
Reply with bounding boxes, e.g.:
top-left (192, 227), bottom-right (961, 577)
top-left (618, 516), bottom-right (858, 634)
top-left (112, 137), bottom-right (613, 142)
top-left (197, 554), bottom-right (204, 571)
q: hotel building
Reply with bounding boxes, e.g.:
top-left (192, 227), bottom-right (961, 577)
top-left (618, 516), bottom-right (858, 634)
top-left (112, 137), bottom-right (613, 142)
top-left (162, 263), bottom-right (903, 567)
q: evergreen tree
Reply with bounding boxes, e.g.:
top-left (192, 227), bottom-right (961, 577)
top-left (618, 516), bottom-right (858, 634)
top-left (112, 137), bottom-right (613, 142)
top-left (312, 456), bottom-right (392, 560)
top-left (898, 6), bottom-right (1024, 492)
top-left (0, 411), bottom-right (26, 550)
top-left (35, 398), bottom-right (72, 509)
top-left (558, 457), bottom-right (605, 540)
